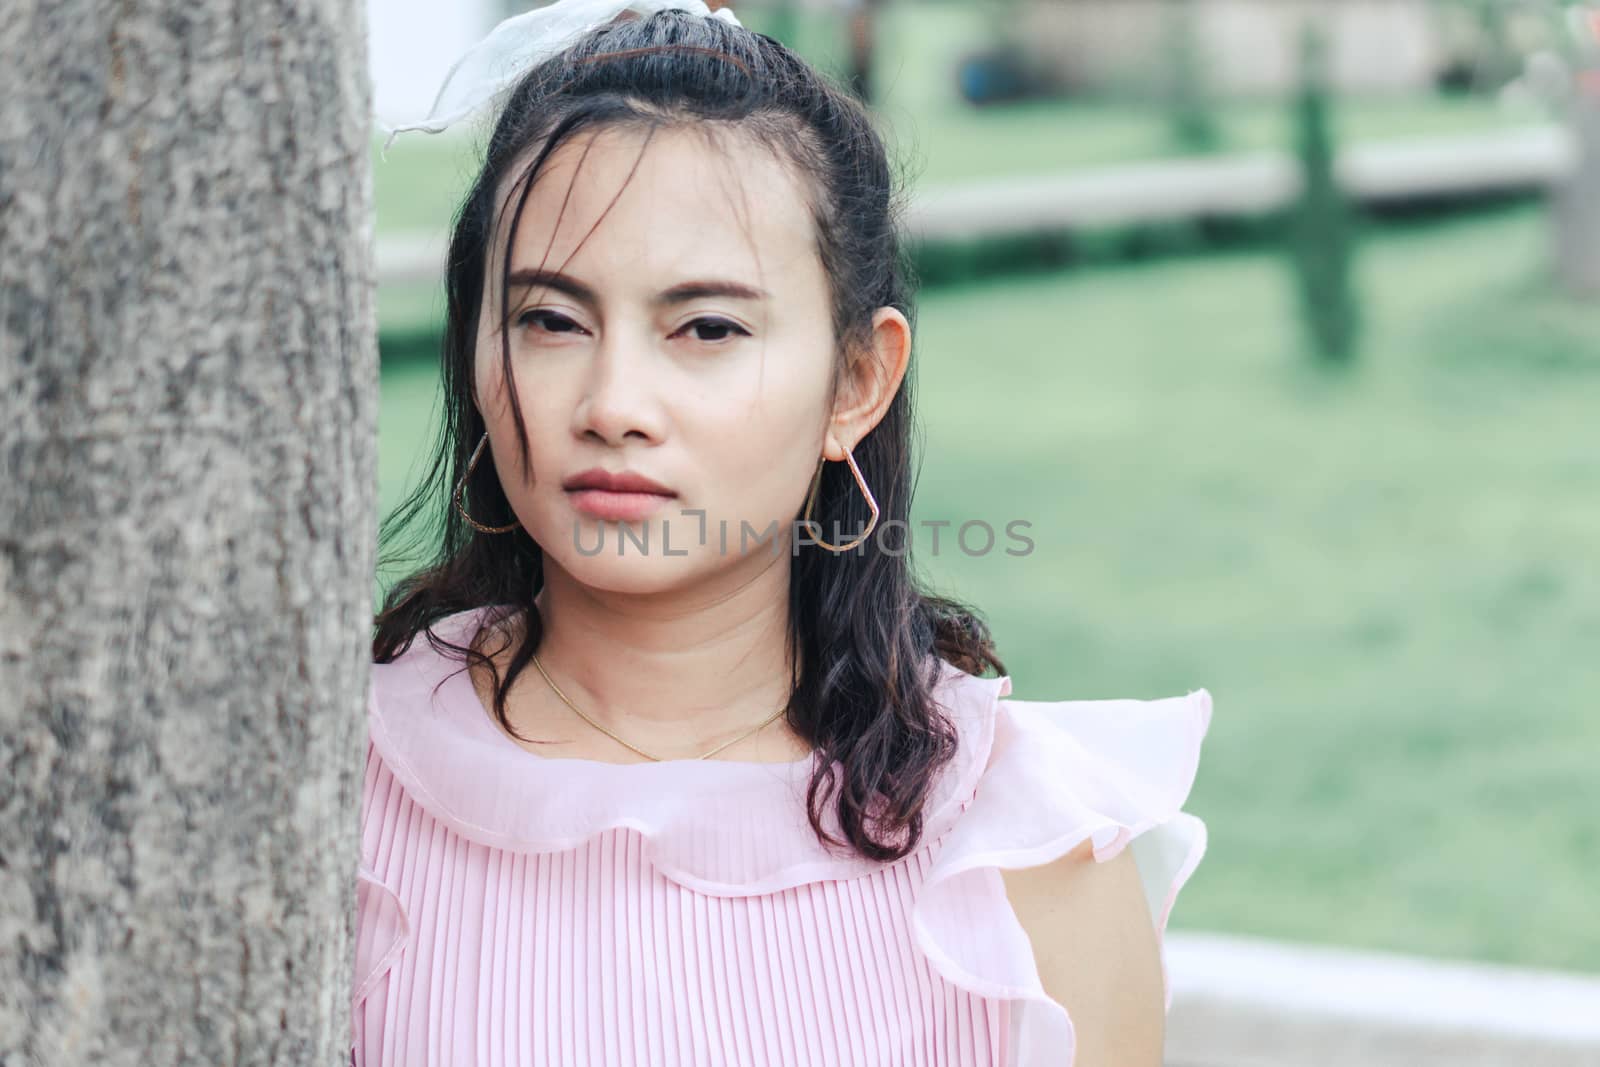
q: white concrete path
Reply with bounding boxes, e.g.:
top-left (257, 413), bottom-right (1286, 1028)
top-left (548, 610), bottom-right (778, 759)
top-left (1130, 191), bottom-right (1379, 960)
top-left (374, 124), bottom-right (1576, 288)
top-left (1165, 930), bottom-right (1600, 1067)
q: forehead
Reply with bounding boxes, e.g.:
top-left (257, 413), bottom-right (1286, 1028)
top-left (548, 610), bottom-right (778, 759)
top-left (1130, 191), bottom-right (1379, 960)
top-left (489, 123), bottom-right (819, 286)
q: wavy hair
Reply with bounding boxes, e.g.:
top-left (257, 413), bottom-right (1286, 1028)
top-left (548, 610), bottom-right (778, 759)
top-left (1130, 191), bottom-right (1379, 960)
top-left (373, 8), bottom-right (1005, 863)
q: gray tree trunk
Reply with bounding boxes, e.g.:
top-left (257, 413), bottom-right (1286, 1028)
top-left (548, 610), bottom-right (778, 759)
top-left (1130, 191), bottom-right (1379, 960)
top-left (1553, 63), bottom-right (1600, 296)
top-left (0, 2), bottom-right (378, 1064)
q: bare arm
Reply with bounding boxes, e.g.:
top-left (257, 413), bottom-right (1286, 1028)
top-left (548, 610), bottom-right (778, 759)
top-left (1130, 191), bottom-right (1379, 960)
top-left (1000, 838), bottom-right (1167, 1067)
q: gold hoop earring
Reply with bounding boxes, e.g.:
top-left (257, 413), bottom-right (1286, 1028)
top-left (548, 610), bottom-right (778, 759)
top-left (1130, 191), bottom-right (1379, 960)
top-left (802, 446), bottom-right (880, 553)
top-left (454, 432), bottom-right (520, 535)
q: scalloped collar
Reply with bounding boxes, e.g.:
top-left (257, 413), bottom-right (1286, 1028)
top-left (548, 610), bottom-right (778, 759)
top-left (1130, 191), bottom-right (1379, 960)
top-left (366, 605), bottom-right (1014, 896)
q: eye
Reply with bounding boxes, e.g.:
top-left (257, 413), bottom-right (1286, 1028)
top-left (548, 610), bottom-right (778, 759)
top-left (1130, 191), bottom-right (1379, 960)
top-left (512, 311), bottom-right (749, 343)
top-left (677, 317), bottom-right (751, 344)
top-left (515, 309), bottom-right (585, 335)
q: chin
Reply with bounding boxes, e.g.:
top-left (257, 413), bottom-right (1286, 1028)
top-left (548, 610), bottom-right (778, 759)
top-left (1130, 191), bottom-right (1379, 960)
top-left (555, 551), bottom-right (707, 596)
top-left (532, 513), bottom-right (685, 584)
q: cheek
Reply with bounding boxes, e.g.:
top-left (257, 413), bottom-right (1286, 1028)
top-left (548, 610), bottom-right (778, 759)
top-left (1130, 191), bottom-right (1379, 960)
top-left (703, 372), bottom-right (829, 499)
top-left (472, 341), bottom-right (506, 422)
top-left (474, 342), bottom-right (551, 432)
top-left (469, 353), bottom-right (549, 492)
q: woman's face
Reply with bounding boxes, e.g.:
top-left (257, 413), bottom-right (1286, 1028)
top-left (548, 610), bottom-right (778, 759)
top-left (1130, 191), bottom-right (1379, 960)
top-left (473, 123), bottom-right (868, 594)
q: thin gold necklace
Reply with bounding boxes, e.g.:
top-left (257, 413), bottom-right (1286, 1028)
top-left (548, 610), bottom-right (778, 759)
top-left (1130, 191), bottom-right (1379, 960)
top-left (529, 651), bottom-right (794, 762)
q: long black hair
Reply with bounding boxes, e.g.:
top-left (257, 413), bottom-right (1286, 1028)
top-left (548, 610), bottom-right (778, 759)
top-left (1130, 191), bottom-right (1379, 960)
top-left (374, 8), bottom-right (1005, 863)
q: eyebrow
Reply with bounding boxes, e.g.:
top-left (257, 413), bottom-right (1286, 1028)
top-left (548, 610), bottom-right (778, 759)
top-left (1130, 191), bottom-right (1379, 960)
top-left (505, 267), bottom-right (770, 308)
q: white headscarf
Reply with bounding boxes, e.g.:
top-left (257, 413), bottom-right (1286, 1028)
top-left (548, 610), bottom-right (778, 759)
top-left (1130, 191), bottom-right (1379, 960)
top-left (378, 0), bottom-right (744, 154)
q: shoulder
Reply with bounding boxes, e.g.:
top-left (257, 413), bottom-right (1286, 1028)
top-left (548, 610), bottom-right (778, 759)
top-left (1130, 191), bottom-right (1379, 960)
top-left (921, 675), bottom-right (1214, 1064)
top-left (1000, 838), bottom-right (1166, 1067)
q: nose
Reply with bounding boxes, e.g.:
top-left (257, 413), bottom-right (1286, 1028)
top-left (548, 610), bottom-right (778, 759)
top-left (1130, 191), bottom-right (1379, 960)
top-left (570, 329), bottom-right (667, 447)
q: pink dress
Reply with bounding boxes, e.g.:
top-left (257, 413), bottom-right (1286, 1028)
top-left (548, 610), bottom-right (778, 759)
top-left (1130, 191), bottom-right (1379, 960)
top-left (353, 605), bottom-right (1212, 1067)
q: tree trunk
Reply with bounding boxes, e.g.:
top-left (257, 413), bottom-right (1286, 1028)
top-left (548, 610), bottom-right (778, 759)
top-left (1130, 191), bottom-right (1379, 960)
top-left (0, 1), bottom-right (378, 1063)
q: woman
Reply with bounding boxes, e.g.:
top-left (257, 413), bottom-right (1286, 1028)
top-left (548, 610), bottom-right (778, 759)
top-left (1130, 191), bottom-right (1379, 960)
top-left (356, 3), bottom-right (1213, 1064)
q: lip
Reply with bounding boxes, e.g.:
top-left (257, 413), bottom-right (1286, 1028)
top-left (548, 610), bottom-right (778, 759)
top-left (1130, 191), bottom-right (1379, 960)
top-left (562, 468), bottom-right (676, 496)
top-left (566, 489), bottom-right (674, 522)
top-left (562, 467), bottom-right (677, 522)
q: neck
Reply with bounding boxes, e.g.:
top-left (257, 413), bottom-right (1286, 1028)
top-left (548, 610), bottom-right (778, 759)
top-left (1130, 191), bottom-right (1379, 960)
top-left (516, 551), bottom-right (802, 756)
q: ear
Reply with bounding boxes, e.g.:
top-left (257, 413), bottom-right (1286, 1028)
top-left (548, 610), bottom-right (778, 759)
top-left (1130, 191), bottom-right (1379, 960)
top-left (823, 307), bottom-right (911, 460)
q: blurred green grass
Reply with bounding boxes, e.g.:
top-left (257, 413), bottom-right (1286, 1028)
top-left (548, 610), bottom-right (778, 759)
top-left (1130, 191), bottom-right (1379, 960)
top-left (377, 200), bottom-right (1600, 971)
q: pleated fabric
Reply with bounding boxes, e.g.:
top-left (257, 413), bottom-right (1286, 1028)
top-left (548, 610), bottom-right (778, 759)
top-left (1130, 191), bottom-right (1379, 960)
top-left (353, 606), bottom-right (1212, 1067)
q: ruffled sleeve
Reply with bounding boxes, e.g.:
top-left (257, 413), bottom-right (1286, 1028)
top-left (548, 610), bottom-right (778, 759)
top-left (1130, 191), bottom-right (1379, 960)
top-left (912, 684), bottom-right (1213, 1066)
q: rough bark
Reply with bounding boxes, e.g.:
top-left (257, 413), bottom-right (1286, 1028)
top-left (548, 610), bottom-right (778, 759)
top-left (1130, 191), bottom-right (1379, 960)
top-left (0, 1), bottom-right (377, 1063)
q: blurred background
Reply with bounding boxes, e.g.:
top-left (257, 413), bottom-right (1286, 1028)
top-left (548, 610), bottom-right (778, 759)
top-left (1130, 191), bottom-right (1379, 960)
top-left (367, 1), bottom-right (1599, 1059)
